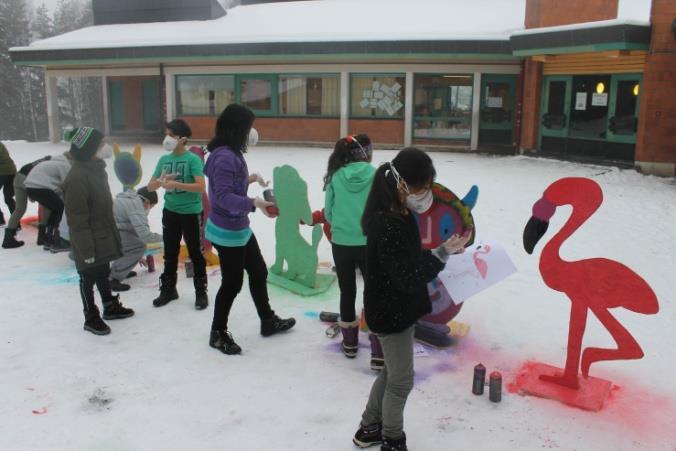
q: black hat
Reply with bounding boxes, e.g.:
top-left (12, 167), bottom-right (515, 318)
top-left (64, 127), bottom-right (104, 161)
top-left (137, 186), bottom-right (158, 205)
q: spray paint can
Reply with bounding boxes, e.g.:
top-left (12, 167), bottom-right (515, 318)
top-left (263, 189), bottom-right (279, 216)
top-left (147, 255), bottom-right (156, 273)
top-left (472, 363), bottom-right (486, 395)
top-left (185, 259), bottom-right (194, 278)
top-left (489, 371), bottom-right (502, 403)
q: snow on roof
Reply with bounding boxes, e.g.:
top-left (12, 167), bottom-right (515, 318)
top-left (13, 0), bottom-right (526, 52)
top-left (511, 0), bottom-right (651, 37)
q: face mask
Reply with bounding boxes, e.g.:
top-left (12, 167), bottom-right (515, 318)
top-left (406, 189), bottom-right (433, 214)
top-left (163, 135), bottom-right (178, 152)
top-left (96, 144), bottom-right (113, 160)
top-left (247, 128), bottom-right (259, 147)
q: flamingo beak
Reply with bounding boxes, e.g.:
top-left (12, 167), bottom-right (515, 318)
top-left (523, 196), bottom-right (556, 254)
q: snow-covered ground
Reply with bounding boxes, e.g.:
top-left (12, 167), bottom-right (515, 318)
top-left (1, 141), bottom-right (675, 451)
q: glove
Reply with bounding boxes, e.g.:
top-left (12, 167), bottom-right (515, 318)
top-left (253, 197), bottom-right (276, 218)
top-left (84, 257), bottom-right (95, 264)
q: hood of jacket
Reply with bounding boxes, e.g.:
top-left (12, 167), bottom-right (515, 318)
top-left (335, 162), bottom-right (374, 193)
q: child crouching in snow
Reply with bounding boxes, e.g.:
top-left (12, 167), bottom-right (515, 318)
top-left (64, 127), bottom-right (134, 335)
top-left (353, 148), bottom-right (471, 450)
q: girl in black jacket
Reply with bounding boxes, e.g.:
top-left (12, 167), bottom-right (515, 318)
top-left (352, 148), bottom-right (471, 451)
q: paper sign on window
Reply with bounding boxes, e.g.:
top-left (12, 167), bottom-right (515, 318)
top-left (575, 92), bottom-right (587, 110)
top-left (486, 97), bottom-right (503, 108)
top-left (591, 93), bottom-right (608, 106)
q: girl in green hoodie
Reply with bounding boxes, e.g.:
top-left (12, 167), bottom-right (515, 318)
top-left (324, 135), bottom-right (379, 366)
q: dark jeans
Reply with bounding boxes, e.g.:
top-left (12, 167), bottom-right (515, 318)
top-left (0, 174), bottom-right (16, 214)
top-left (161, 208), bottom-right (206, 278)
top-left (78, 263), bottom-right (115, 315)
top-left (211, 234), bottom-right (274, 331)
top-left (26, 188), bottom-right (63, 229)
top-left (332, 243), bottom-right (367, 323)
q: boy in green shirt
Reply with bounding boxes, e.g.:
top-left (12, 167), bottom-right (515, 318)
top-left (148, 119), bottom-right (208, 310)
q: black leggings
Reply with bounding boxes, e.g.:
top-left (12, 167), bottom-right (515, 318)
top-left (78, 263), bottom-right (114, 314)
top-left (161, 209), bottom-right (206, 278)
top-left (332, 243), bottom-right (367, 323)
top-left (0, 174), bottom-right (16, 213)
top-left (211, 234), bottom-right (274, 331)
top-left (26, 188), bottom-right (63, 229)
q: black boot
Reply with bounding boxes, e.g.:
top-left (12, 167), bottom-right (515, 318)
top-left (50, 230), bottom-right (70, 253)
top-left (0, 212), bottom-right (5, 226)
top-left (209, 329), bottom-right (242, 355)
top-left (109, 278), bottom-right (131, 292)
top-left (103, 294), bottom-right (135, 320)
top-left (83, 305), bottom-right (110, 335)
top-left (194, 275), bottom-right (208, 310)
top-left (261, 314), bottom-right (296, 337)
top-left (381, 433), bottom-right (407, 451)
top-left (2, 228), bottom-right (24, 249)
top-left (153, 273), bottom-right (179, 307)
top-left (353, 423), bottom-right (382, 448)
top-left (42, 225), bottom-right (53, 251)
top-left (37, 225), bottom-right (47, 246)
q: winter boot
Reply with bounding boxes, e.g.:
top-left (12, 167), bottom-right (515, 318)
top-left (339, 319), bottom-right (360, 358)
top-left (83, 305), bottom-right (111, 335)
top-left (261, 314), bottom-right (296, 337)
top-left (153, 273), bottom-right (179, 307)
top-left (381, 433), bottom-right (407, 451)
top-left (49, 230), bottom-right (70, 253)
top-left (37, 225), bottom-right (47, 246)
top-left (0, 212), bottom-right (5, 227)
top-left (109, 278), bottom-right (131, 292)
top-left (352, 423), bottom-right (382, 448)
top-left (209, 329), bottom-right (242, 355)
top-left (194, 275), bottom-right (209, 310)
top-left (42, 225), bottom-right (53, 251)
top-left (2, 228), bottom-right (24, 249)
top-left (102, 294), bottom-right (135, 320)
top-left (369, 334), bottom-right (384, 371)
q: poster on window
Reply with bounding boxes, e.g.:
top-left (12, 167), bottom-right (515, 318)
top-left (486, 96), bottom-right (503, 108)
top-left (359, 81), bottom-right (403, 117)
top-left (575, 92), bottom-right (587, 110)
top-left (591, 92), bottom-right (608, 106)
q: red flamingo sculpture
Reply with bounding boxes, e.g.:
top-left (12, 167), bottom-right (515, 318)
top-left (523, 177), bottom-right (659, 389)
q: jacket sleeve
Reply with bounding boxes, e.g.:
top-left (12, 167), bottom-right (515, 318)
top-left (375, 217), bottom-right (445, 295)
top-left (210, 159), bottom-right (254, 214)
top-left (127, 198), bottom-right (161, 244)
top-left (324, 182), bottom-right (335, 224)
top-left (65, 177), bottom-right (95, 262)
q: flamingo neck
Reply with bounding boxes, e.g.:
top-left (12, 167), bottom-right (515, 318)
top-left (542, 204), bottom-right (595, 264)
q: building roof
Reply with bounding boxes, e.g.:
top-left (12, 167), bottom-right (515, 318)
top-left (10, 0), bottom-right (526, 65)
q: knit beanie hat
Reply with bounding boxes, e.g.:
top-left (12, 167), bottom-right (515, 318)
top-left (137, 186), bottom-right (158, 205)
top-left (63, 127), bottom-right (104, 162)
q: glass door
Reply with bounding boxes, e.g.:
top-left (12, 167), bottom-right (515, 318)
top-left (540, 76), bottom-right (571, 141)
top-left (142, 79), bottom-right (160, 131)
top-left (479, 74), bottom-right (516, 145)
top-left (607, 74), bottom-right (641, 144)
top-left (109, 80), bottom-right (125, 131)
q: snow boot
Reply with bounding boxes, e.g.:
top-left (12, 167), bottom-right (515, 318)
top-left (109, 278), bottom-right (131, 292)
top-left (339, 319), bottom-right (360, 358)
top-left (352, 423), bottom-right (382, 448)
top-left (2, 228), bottom-right (24, 249)
top-left (83, 305), bottom-right (110, 335)
top-left (153, 273), bottom-right (179, 307)
top-left (0, 212), bottom-right (5, 227)
top-left (37, 225), bottom-right (47, 246)
top-left (209, 329), bottom-right (242, 355)
top-left (369, 334), bottom-right (384, 371)
top-left (381, 433), bottom-right (407, 451)
top-left (102, 294), bottom-right (135, 320)
top-left (49, 230), bottom-right (70, 254)
top-left (260, 314), bottom-right (296, 337)
top-left (194, 275), bottom-right (209, 310)
top-left (42, 225), bottom-right (53, 251)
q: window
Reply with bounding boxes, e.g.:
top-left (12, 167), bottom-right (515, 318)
top-left (413, 74), bottom-right (473, 140)
top-left (278, 75), bottom-right (340, 116)
top-left (176, 75), bottom-right (234, 116)
top-left (350, 75), bottom-right (405, 118)
top-left (569, 75), bottom-right (611, 139)
top-left (239, 77), bottom-right (273, 112)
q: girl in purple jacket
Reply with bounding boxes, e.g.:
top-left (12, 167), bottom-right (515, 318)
top-left (204, 104), bottom-right (296, 355)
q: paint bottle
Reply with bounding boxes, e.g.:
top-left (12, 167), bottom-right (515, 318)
top-left (489, 371), bottom-right (502, 403)
top-left (147, 255), bottom-right (155, 273)
top-left (263, 189), bottom-right (279, 217)
top-left (472, 363), bottom-right (486, 395)
top-left (185, 259), bottom-right (194, 278)
top-left (319, 311), bottom-right (340, 323)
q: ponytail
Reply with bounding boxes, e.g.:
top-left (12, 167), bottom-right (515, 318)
top-left (360, 162), bottom-right (404, 235)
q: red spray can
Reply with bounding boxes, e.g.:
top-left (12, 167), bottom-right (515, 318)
top-left (489, 371), bottom-right (502, 403)
top-left (472, 364), bottom-right (486, 395)
top-left (147, 255), bottom-right (156, 273)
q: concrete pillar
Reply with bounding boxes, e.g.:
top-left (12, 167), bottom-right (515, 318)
top-left (45, 75), bottom-right (59, 143)
top-left (101, 76), bottom-right (110, 135)
top-left (470, 72), bottom-right (482, 151)
top-left (164, 72), bottom-right (174, 122)
top-left (340, 71), bottom-right (349, 137)
top-left (404, 71), bottom-right (413, 147)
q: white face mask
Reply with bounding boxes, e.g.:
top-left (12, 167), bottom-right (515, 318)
top-left (162, 135), bottom-right (178, 152)
top-left (406, 189), bottom-right (433, 214)
top-left (247, 128), bottom-right (259, 148)
top-left (96, 143), bottom-right (113, 160)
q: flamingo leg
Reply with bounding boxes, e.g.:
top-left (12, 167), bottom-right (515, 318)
top-left (581, 307), bottom-right (644, 378)
top-left (540, 301), bottom-right (588, 389)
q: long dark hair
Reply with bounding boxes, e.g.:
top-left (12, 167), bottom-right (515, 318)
top-left (323, 134), bottom-right (372, 189)
top-left (361, 147), bottom-right (436, 235)
top-left (206, 104), bottom-right (255, 153)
